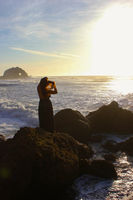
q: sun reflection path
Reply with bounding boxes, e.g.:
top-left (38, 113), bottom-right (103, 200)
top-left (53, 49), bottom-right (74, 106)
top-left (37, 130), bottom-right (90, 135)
top-left (107, 77), bottom-right (133, 95)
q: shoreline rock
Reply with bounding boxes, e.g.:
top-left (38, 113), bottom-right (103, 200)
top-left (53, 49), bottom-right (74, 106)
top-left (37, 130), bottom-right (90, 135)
top-left (2, 101), bottom-right (132, 199)
top-left (116, 137), bottom-right (133, 156)
top-left (87, 101), bottom-right (133, 134)
top-left (0, 127), bottom-right (118, 200)
top-left (89, 160), bottom-right (117, 179)
top-left (0, 127), bottom-right (93, 200)
top-left (54, 108), bottom-right (91, 144)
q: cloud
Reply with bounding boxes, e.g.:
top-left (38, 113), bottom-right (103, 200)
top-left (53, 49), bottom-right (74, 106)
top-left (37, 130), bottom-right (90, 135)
top-left (2, 0), bottom-right (132, 54)
top-left (10, 47), bottom-right (80, 59)
top-left (0, 0), bottom-right (63, 40)
top-left (0, 0), bottom-right (109, 41)
top-left (59, 53), bottom-right (80, 58)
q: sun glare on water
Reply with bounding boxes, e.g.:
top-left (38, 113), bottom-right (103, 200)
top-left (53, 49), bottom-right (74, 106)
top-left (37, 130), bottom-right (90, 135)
top-left (89, 4), bottom-right (133, 76)
top-left (109, 77), bottom-right (133, 95)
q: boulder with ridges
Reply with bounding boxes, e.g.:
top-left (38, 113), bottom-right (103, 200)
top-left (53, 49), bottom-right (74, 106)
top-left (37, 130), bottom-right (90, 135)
top-left (54, 108), bottom-right (91, 144)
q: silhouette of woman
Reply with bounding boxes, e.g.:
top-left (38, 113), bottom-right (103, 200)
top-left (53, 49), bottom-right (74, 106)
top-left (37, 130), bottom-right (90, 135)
top-left (37, 77), bottom-right (57, 132)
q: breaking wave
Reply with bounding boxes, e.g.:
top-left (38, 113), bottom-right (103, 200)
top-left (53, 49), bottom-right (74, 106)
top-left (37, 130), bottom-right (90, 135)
top-left (0, 99), bottom-right (38, 137)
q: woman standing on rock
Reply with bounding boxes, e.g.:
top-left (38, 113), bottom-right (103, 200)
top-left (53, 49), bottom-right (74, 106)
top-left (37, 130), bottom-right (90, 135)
top-left (37, 77), bottom-right (57, 132)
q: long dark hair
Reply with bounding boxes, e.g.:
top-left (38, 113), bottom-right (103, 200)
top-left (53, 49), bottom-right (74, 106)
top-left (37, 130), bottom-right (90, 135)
top-left (40, 77), bottom-right (48, 96)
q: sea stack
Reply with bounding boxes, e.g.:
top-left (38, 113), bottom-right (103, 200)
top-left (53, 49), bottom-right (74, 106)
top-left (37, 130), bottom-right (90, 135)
top-left (0, 67), bottom-right (28, 79)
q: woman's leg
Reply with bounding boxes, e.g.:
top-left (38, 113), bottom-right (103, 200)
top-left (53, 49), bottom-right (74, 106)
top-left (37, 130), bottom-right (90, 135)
top-left (38, 100), bottom-right (46, 129)
top-left (38, 99), bottom-right (54, 132)
top-left (46, 99), bottom-right (54, 132)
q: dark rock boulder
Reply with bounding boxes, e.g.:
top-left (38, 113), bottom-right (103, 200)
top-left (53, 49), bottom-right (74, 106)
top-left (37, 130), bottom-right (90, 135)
top-left (86, 101), bottom-right (133, 134)
top-left (0, 127), bottom-right (93, 200)
top-left (88, 134), bottom-right (105, 143)
top-left (103, 154), bottom-right (117, 162)
top-left (116, 137), bottom-right (133, 156)
top-left (102, 140), bottom-right (118, 152)
top-left (79, 159), bottom-right (117, 179)
top-left (89, 160), bottom-right (117, 179)
top-left (0, 134), bottom-right (6, 142)
top-left (2, 67), bottom-right (28, 79)
top-left (54, 109), bottom-right (90, 144)
top-left (0, 135), bottom-right (6, 159)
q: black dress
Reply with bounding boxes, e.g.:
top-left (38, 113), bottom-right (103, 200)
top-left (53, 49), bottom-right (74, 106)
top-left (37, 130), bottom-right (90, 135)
top-left (38, 98), bottom-right (54, 132)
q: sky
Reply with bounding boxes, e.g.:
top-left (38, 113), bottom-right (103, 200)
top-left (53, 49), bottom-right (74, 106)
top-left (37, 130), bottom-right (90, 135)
top-left (0, 0), bottom-right (133, 76)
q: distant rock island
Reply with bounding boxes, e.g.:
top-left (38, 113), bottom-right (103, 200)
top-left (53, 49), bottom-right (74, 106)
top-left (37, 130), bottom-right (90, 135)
top-left (0, 67), bottom-right (29, 79)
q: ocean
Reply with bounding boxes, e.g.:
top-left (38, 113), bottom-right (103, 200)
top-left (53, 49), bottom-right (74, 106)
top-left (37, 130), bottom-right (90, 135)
top-left (0, 75), bottom-right (133, 199)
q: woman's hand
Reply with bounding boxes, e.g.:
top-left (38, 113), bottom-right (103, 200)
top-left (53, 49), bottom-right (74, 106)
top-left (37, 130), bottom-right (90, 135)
top-left (46, 81), bottom-right (57, 94)
top-left (53, 82), bottom-right (56, 88)
top-left (52, 82), bottom-right (57, 94)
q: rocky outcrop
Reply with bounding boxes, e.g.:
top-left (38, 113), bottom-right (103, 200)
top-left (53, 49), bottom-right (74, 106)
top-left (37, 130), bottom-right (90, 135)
top-left (80, 159), bottom-right (117, 179)
top-left (2, 102), bottom-right (130, 199)
top-left (1, 67), bottom-right (28, 79)
top-left (116, 137), bottom-right (133, 156)
top-left (0, 127), bottom-right (118, 200)
top-left (88, 134), bottom-right (105, 143)
top-left (102, 140), bottom-right (118, 152)
top-left (87, 101), bottom-right (133, 134)
top-left (0, 127), bottom-right (93, 200)
top-left (0, 134), bottom-right (5, 142)
top-left (103, 154), bottom-right (117, 162)
top-left (89, 160), bottom-right (117, 179)
top-left (102, 137), bottom-right (133, 156)
top-left (54, 101), bottom-right (133, 139)
top-left (54, 109), bottom-right (91, 144)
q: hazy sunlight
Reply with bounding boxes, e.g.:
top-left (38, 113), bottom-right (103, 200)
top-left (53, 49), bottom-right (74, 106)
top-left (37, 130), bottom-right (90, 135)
top-left (89, 4), bottom-right (133, 76)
